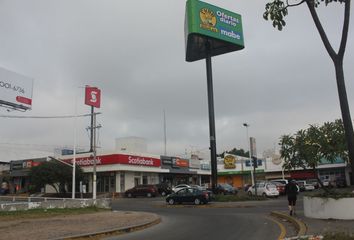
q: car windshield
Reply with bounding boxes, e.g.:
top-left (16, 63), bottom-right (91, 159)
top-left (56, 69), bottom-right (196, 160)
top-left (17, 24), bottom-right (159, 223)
top-left (267, 184), bottom-right (277, 189)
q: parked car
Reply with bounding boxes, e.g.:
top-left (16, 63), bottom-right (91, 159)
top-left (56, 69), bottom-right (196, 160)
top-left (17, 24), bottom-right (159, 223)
top-left (191, 185), bottom-right (214, 200)
top-left (0, 182), bottom-right (9, 195)
top-left (297, 180), bottom-right (315, 191)
top-left (154, 183), bottom-right (172, 196)
top-left (243, 183), bottom-right (252, 192)
top-left (214, 183), bottom-right (238, 195)
top-left (322, 179), bottom-right (334, 188)
top-left (172, 184), bottom-right (191, 193)
top-left (247, 182), bottom-right (279, 197)
top-left (271, 181), bottom-right (286, 195)
top-left (166, 187), bottom-right (209, 205)
top-left (270, 179), bottom-right (289, 185)
top-left (296, 180), bottom-right (306, 192)
top-left (307, 179), bottom-right (320, 189)
top-left (125, 185), bottom-right (158, 198)
top-left (335, 178), bottom-right (347, 188)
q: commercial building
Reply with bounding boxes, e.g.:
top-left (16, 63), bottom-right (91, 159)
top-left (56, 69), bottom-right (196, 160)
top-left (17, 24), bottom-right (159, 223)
top-left (217, 152), bottom-right (351, 189)
top-left (8, 158), bottom-right (47, 193)
top-left (217, 154), bottom-right (265, 189)
top-left (59, 151), bottom-right (211, 194)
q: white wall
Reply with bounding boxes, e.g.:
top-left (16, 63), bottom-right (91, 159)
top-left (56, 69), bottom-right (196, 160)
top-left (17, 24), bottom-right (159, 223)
top-left (115, 137), bottom-right (147, 153)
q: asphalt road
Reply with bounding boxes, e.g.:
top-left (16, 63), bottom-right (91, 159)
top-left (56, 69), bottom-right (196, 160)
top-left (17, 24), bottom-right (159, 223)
top-left (108, 194), bottom-right (301, 240)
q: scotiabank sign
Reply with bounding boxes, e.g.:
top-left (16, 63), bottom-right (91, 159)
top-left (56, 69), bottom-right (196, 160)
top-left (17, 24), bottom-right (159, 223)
top-left (64, 154), bottom-right (161, 167)
top-left (85, 86), bottom-right (101, 108)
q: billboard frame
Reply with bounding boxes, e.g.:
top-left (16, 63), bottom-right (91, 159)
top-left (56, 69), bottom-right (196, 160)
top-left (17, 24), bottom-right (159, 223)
top-left (0, 66), bottom-right (33, 111)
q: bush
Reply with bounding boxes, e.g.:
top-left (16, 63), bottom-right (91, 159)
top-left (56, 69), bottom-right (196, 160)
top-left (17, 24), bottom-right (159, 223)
top-left (214, 194), bottom-right (267, 202)
top-left (324, 232), bottom-right (354, 240)
top-left (306, 189), bottom-right (354, 200)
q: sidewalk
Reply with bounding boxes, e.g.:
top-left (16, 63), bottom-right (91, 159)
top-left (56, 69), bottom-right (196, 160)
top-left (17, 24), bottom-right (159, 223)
top-left (295, 209), bottom-right (354, 236)
top-left (0, 211), bottom-right (160, 240)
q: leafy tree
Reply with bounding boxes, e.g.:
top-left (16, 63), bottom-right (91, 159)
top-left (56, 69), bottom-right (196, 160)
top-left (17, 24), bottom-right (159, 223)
top-left (264, 0), bottom-right (354, 185)
top-left (279, 119), bottom-right (347, 187)
top-left (29, 160), bottom-right (85, 194)
top-left (225, 148), bottom-right (250, 157)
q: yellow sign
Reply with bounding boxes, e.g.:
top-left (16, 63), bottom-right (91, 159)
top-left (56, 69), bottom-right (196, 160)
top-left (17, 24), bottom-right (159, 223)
top-left (224, 155), bottom-right (236, 169)
top-left (199, 8), bottom-right (218, 32)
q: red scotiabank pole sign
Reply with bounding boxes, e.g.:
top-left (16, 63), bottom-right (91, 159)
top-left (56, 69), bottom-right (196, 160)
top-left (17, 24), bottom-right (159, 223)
top-left (84, 85), bottom-right (101, 200)
top-left (85, 86), bottom-right (101, 108)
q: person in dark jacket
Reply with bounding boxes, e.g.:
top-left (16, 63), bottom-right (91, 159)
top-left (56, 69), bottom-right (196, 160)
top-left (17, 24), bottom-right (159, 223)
top-left (285, 179), bottom-right (299, 216)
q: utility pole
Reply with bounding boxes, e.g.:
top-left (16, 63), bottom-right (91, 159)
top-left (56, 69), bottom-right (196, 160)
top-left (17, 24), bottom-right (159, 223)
top-left (163, 109), bottom-right (167, 156)
top-left (205, 41), bottom-right (218, 193)
top-left (92, 111), bottom-right (97, 200)
top-left (90, 106), bottom-right (94, 152)
top-left (250, 137), bottom-right (258, 196)
top-left (87, 112), bottom-right (101, 200)
top-left (243, 123), bottom-right (254, 185)
top-left (72, 91), bottom-right (78, 199)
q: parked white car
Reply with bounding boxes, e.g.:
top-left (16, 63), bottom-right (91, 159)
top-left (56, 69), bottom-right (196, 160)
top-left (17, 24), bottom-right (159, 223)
top-left (297, 180), bottom-right (315, 191)
top-left (247, 182), bottom-right (279, 197)
top-left (172, 184), bottom-right (191, 193)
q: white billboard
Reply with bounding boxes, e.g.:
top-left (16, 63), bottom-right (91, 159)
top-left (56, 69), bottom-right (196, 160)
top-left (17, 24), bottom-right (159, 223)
top-left (0, 66), bottom-right (33, 110)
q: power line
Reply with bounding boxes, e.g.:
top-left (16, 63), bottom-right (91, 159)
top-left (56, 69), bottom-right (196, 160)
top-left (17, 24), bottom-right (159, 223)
top-left (0, 142), bottom-right (88, 148)
top-left (0, 112), bottom-right (101, 119)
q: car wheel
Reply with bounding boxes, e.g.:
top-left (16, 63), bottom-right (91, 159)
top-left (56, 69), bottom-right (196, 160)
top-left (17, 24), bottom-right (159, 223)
top-left (127, 193), bottom-right (132, 198)
top-left (168, 198), bottom-right (175, 205)
top-left (147, 193), bottom-right (152, 198)
top-left (161, 191), bottom-right (166, 196)
top-left (262, 193), bottom-right (267, 197)
top-left (194, 198), bottom-right (201, 205)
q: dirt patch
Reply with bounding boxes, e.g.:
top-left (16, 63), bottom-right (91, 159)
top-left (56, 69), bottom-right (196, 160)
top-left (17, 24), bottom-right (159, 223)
top-left (0, 211), bottom-right (159, 240)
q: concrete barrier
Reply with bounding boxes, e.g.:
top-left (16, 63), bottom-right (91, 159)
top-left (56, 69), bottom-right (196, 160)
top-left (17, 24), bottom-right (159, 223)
top-left (304, 196), bottom-right (354, 220)
top-left (0, 197), bottom-right (111, 211)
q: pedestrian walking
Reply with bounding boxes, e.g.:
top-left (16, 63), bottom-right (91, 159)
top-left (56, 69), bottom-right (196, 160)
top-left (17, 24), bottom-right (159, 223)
top-left (285, 179), bottom-right (298, 216)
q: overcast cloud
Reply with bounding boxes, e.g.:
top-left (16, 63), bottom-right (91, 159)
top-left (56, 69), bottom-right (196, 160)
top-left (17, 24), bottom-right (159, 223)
top-left (0, 0), bottom-right (353, 161)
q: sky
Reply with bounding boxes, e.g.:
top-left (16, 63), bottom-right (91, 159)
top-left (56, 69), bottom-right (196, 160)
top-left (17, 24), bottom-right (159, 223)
top-left (0, 0), bottom-right (353, 161)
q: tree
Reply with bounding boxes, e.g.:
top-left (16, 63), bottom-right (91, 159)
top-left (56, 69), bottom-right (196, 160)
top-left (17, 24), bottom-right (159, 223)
top-left (279, 119), bottom-right (347, 187)
top-left (264, 0), bottom-right (354, 185)
top-left (29, 160), bottom-right (85, 194)
top-left (225, 148), bottom-right (250, 157)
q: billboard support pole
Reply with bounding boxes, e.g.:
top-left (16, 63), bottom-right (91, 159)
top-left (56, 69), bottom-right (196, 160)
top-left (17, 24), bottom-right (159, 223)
top-left (205, 40), bottom-right (218, 193)
top-left (90, 106), bottom-right (94, 152)
top-left (92, 110), bottom-right (97, 200)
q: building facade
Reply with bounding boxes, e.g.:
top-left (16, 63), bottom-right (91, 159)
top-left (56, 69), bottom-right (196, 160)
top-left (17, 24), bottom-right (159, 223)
top-left (60, 151), bottom-right (211, 194)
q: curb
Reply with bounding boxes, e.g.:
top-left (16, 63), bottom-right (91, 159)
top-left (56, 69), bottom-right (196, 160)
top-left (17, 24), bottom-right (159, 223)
top-left (271, 211), bottom-right (307, 237)
top-left (51, 216), bottom-right (161, 240)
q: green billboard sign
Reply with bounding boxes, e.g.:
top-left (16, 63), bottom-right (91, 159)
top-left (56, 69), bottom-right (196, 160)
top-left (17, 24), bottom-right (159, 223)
top-left (185, 0), bottom-right (244, 62)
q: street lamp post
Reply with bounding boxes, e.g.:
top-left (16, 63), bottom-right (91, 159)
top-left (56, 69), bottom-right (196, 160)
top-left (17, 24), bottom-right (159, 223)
top-left (243, 123), bottom-right (254, 186)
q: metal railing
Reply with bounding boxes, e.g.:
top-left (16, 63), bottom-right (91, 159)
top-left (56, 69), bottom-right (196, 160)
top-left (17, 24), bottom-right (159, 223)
top-left (0, 195), bottom-right (92, 204)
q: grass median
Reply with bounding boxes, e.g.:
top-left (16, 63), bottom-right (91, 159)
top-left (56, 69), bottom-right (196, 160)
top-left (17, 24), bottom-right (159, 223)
top-left (214, 194), bottom-right (267, 202)
top-left (323, 233), bottom-right (354, 240)
top-left (0, 206), bottom-right (109, 220)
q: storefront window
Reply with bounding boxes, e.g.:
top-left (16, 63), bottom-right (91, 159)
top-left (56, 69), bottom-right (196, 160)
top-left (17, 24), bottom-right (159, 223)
top-left (142, 175), bottom-right (148, 185)
top-left (97, 172), bottom-right (116, 193)
top-left (134, 177), bottom-right (140, 186)
top-left (120, 172), bottom-right (125, 192)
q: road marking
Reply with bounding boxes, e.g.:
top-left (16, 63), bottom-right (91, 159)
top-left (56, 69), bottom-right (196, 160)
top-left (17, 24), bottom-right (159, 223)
top-left (266, 216), bottom-right (286, 240)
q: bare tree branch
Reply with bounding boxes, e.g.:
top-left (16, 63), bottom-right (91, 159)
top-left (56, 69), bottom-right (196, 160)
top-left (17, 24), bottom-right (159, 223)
top-left (338, 0), bottom-right (351, 58)
top-left (286, 0), bottom-right (306, 7)
top-left (306, 0), bottom-right (337, 60)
